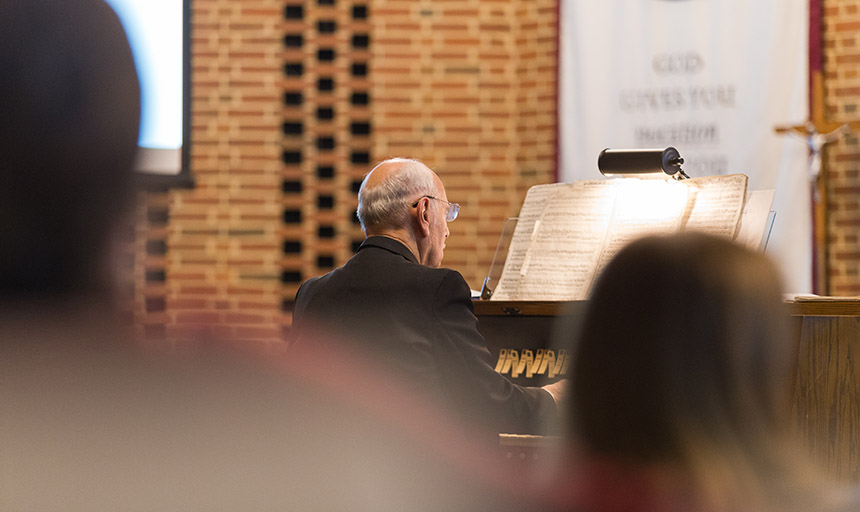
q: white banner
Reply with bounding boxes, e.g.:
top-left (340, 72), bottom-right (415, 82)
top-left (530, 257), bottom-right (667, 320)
top-left (560, 0), bottom-right (810, 292)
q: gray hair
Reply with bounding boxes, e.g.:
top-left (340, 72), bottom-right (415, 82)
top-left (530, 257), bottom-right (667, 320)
top-left (357, 158), bottom-right (438, 232)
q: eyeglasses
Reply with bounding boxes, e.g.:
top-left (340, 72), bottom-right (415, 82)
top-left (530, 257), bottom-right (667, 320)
top-left (411, 195), bottom-right (460, 222)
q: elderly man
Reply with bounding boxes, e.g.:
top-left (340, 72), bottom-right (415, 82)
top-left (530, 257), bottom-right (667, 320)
top-left (0, 4), bottom-right (552, 510)
top-left (291, 158), bottom-right (565, 434)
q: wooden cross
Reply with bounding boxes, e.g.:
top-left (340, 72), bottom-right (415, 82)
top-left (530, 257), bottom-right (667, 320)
top-left (779, 122), bottom-right (849, 202)
top-left (774, 73), bottom-right (859, 294)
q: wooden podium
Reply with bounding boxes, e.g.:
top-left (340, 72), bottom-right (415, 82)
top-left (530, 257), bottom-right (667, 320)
top-left (475, 298), bottom-right (860, 482)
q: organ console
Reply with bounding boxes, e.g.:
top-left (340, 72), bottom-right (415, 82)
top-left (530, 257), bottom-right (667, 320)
top-left (475, 297), bottom-right (860, 483)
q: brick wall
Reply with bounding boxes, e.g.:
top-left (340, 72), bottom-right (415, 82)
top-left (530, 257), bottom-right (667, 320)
top-left (824, 0), bottom-right (860, 295)
top-left (135, 0), bottom-right (286, 349)
top-left (133, 0), bottom-right (558, 345)
top-left (279, 0), bottom-right (374, 328)
top-left (371, 0), bottom-right (557, 286)
top-left (134, 1), bottom-right (860, 345)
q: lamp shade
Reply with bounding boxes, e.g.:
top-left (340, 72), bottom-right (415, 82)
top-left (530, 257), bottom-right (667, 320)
top-left (598, 147), bottom-right (685, 178)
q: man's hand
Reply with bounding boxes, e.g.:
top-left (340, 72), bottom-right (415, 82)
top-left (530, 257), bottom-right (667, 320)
top-left (542, 379), bottom-right (568, 408)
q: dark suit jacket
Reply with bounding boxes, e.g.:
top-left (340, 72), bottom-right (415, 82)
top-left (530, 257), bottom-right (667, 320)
top-left (291, 236), bottom-right (558, 434)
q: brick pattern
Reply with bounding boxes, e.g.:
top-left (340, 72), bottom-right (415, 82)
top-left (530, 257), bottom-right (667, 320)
top-left (370, 0), bottom-right (558, 289)
top-left (129, 0), bottom-right (860, 345)
top-left (138, 1), bottom-right (860, 342)
top-left (824, 0), bottom-right (860, 294)
top-left (133, 0), bottom-right (559, 345)
top-left (135, 0), bottom-right (286, 348)
top-left (127, 0), bottom-right (860, 344)
top-left (281, 0), bottom-right (372, 324)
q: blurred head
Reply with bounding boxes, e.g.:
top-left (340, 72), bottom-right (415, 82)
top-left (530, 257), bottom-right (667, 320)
top-left (0, 0), bottom-right (140, 297)
top-left (357, 158), bottom-right (451, 267)
top-left (569, 233), bottom-right (792, 468)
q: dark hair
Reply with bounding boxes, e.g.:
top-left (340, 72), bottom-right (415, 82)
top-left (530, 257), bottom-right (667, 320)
top-left (564, 232), bottom-right (827, 509)
top-left (0, 0), bottom-right (140, 295)
top-left (571, 233), bottom-right (791, 461)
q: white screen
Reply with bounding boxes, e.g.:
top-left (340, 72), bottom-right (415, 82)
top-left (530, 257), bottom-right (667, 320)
top-left (106, 0), bottom-right (184, 175)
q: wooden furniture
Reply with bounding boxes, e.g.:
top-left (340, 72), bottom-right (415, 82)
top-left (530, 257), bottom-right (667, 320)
top-left (475, 298), bottom-right (860, 482)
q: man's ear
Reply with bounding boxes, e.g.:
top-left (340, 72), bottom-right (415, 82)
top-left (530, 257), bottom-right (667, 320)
top-left (415, 198), bottom-right (432, 238)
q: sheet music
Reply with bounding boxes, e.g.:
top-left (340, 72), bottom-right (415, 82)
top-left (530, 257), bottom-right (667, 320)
top-left (489, 174), bottom-right (749, 301)
top-left (491, 183), bottom-right (565, 298)
top-left (681, 174), bottom-right (748, 239)
top-left (592, 179), bottom-right (689, 278)
top-left (492, 181), bottom-right (615, 300)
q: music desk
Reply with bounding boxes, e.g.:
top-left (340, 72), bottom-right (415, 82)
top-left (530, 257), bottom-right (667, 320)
top-left (474, 298), bottom-right (860, 482)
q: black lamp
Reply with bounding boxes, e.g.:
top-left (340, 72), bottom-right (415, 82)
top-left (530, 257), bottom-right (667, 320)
top-left (597, 147), bottom-right (689, 180)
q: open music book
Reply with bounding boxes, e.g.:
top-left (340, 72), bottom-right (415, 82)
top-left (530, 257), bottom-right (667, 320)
top-left (489, 174), bottom-right (750, 301)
